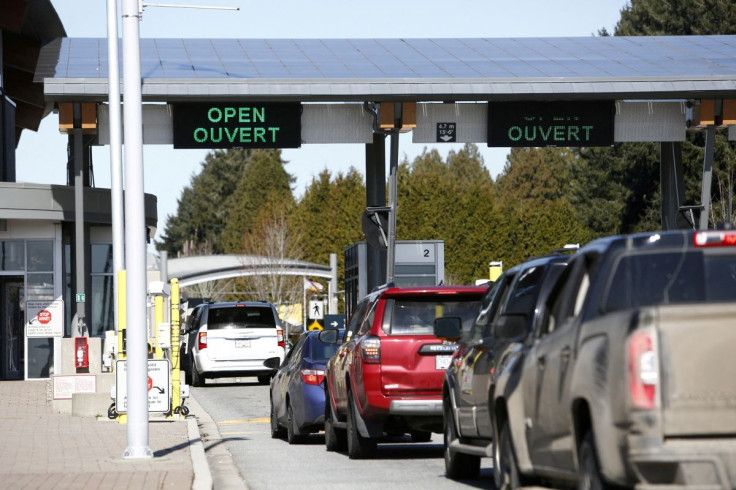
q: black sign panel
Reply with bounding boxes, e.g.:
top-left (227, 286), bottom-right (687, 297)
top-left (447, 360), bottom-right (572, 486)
top-left (436, 122), bottom-right (456, 142)
top-left (488, 101), bottom-right (614, 147)
top-left (172, 103), bottom-right (301, 149)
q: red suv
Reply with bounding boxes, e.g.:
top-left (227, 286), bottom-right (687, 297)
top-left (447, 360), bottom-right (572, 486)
top-left (322, 284), bottom-right (485, 459)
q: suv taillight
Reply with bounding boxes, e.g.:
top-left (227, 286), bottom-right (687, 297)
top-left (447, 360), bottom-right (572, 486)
top-left (627, 328), bottom-right (659, 410)
top-left (301, 369), bottom-right (325, 385)
top-left (198, 331), bottom-right (207, 350)
top-left (277, 328), bottom-right (285, 349)
top-left (361, 336), bottom-right (381, 364)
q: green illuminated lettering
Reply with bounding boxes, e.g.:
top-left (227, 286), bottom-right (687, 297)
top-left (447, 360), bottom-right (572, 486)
top-left (239, 127), bottom-right (251, 142)
top-left (224, 107), bottom-right (237, 122)
top-left (583, 126), bottom-right (593, 140)
top-left (238, 107), bottom-right (250, 123)
top-left (268, 127), bottom-right (279, 141)
top-left (553, 126), bottom-right (565, 141)
top-left (210, 127), bottom-right (223, 143)
top-left (508, 126), bottom-right (522, 141)
top-left (254, 127), bottom-right (266, 142)
top-left (254, 107), bottom-right (265, 123)
top-left (208, 107), bottom-right (222, 123)
top-left (538, 126), bottom-right (552, 141)
top-left (224, 127), bottom-right (238, 143)
top-left (193, 127), bottom-right (208, 143)
top-left (568, 126), bottom-right (580, 141)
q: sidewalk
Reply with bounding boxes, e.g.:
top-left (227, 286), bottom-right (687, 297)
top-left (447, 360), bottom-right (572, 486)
top-left (0, 380), bottom-right (228, 490)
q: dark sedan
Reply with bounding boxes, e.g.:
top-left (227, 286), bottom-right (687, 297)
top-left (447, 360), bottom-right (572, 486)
top-left (269, 329), bottom-right (343, 444)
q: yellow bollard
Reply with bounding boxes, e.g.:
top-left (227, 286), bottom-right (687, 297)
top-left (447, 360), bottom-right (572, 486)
top-left (116, 270), bottom-right (127, 424)
top-left (170, 279), bottom-right (182, 418)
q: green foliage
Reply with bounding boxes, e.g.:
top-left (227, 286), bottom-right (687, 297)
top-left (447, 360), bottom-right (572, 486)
top-left (156, 149), bottom-right (251, 256)
top-left (615, 0), bottom-right (736, 36)
top-left (219, 149), bottom-right (296, 253)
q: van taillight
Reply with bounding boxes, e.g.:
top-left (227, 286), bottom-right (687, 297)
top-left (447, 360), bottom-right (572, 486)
top-left (277, 328), bottom-right (285, 349)
top-left (301, 369), bottom-right (325, 385)
top-left (198, 331), bottom-right (207, 350)
top-left (361, 336), bottom-right (381, 364)
top-left (627, 329), bottom-right (659, 410)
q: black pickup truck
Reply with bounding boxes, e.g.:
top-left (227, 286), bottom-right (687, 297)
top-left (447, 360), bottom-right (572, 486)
top-left (493, 229), bottom-right (736, 489)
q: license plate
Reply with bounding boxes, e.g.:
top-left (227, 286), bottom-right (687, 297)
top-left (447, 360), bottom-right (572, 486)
top-left (435, 355), bottom-right (452, 370)
top-left (235, 339), bottom-right (250, 348)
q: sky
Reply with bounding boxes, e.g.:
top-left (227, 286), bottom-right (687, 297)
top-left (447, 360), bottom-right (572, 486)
top-left (16, 0), bottom-right (630, 245)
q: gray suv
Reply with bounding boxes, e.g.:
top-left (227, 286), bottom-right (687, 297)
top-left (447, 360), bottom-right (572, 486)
top-left (181, 301), bottom-right (285, 386)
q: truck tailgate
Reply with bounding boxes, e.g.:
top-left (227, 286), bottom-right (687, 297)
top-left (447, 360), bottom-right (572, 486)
top-left (657, 303), bottom-right (736, 436)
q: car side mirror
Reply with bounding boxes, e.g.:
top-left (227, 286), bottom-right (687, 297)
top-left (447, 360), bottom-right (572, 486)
top-left (318, 328), bottom-right (342, 344)
top-left (434, 317), bottom-right (462, 342)
top-left (494, 313), bottom-right (529, 342)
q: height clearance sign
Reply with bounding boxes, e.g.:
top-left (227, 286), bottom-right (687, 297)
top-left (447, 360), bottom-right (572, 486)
top-left (487, 101), bottom-right (615, 147)
top-left (172, 103), bottom-right (302, 149)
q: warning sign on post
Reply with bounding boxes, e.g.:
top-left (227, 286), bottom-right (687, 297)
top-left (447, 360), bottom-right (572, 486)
top-left (115, 359), bottom-right (171, 413)
top-left (26, 299), bottom-right (64, 337)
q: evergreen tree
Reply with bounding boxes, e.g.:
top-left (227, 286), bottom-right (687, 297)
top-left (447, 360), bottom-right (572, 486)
top-left (156, 149), bottom-right (251, 256)
top-left (219, 149), bottom-right (296, 253)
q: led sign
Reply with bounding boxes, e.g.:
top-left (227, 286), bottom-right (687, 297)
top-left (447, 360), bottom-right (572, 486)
top-left (487, 101), bottom-right (615, 147)
top-left (172, 103), bottom-right (302, 149)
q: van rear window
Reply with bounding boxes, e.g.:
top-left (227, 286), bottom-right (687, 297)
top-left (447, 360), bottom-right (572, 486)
top-left (207, 306), bottom-right (276, 329)
top-left (384, 298), bottom-right (481, 335)
top-left (604, 252), bottom-right (736, 312)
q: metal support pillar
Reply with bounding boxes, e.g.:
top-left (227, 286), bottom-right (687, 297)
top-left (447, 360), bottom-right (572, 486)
top-left (365, 133), bottom-right (386, 290)
top-left (699, 125), bottom-right (716, 230)
top-left (660, 142), bottom-right (687, 230)
top-left (329, 253), bottom-right (338, 314)
top-left (72, 103), bottom-right (88, 337)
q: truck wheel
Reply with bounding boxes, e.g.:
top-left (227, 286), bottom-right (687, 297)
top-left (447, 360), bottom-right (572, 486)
top-left (286, 403), bottom-right (307, 445)
top-left (346, 395), bottom-right (377, 459)
top-left (270, 401), bottom-right (284, 438)
top-left (324, 399), bottom-right (346, 452)
top-left (444, 402), bottom-right (480, 479)
top-left (578, 430), bottom-right (607, 490)
top-left (494, 419), bottom-right (521, 490)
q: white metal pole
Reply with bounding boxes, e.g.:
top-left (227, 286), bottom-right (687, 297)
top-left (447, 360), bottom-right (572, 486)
top-left (107, 0), bottom-right (125, 336)
top-left (122, 0), bottom-right (151, 459)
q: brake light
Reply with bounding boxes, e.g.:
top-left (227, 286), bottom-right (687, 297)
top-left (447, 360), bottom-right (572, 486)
top-left (627, 328), bottom-right (659, 410)
top-left (277, 328), bottom-right (285, 349)
top-left (198, 331), bottom-right (207, 350)
top-left (694, 230), bottom-right (736, 247)
top-left (301, 369), bottom-right (325, 385)
top-left (361, 336), bottom-right (381, 364)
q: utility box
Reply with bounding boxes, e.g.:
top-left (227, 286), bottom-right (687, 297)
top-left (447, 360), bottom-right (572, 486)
top-left (344, 240), bottom-right (444, 320)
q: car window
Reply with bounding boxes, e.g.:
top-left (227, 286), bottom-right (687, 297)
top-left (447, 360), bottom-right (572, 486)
top-left (358, 301), bottom-right (377, 336)
top-left (504, 265), bottom-right (544, 316)
top-left (387, 297), bottom-right (481, 336)
top-left (187, 306), bottom-right (204, 332)
top-left (470, 273), bottom-right (515, 342)
top-left (346, 300), bottom-right (370, 339)
top-left (542, 254), bottom-right (596, 336)
top-left (309, 335), bottom-right (342, 361)
top-left (288, 335), bottom-right (306, 366)
top-left (207, 305), bottom-right (276, 330)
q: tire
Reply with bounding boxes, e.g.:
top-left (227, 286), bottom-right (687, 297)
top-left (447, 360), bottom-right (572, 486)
top-left (270, 400), bottom-right (284, 438)
top-left (286, 403), bottom-right (307, 445)
top-left (346, 394), bottom-right (377, 459)
top-left (190, 360), bottom-right (204, 387)
top-left (494, 419), bottom-right (521, 490)
top-left (411, 430), bottom-right (433, 443)
top-left (443, 402), bottom-right (480, 479)
top-left (578, 430), bottom-right (608, 490)
top-left (324, 394), bottom-right (346, 452)
top-left (257, 375), bottom-right (272, 385)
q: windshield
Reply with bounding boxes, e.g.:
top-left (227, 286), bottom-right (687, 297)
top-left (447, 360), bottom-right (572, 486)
top-left (384, 297), bottom-right (481, 335)
top-left (207, 306), bottom-right (276, 329)
top-left (604, 251), bottom-right (736, 312)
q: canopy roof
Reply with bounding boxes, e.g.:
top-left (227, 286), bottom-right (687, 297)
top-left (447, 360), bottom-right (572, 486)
top-left (36, 35), bottom-right (736, 102)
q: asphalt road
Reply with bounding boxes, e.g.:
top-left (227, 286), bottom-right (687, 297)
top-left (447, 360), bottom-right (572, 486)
top-left (191, 377), bottom-right (497, 490)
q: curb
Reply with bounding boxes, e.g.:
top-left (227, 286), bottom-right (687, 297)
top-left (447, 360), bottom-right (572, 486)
top-left (186, 393), bottom-right (248, 490)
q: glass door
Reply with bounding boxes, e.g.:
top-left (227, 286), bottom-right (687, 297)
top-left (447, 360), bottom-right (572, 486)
top-left (0, 276), bottom-right (24, 380)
